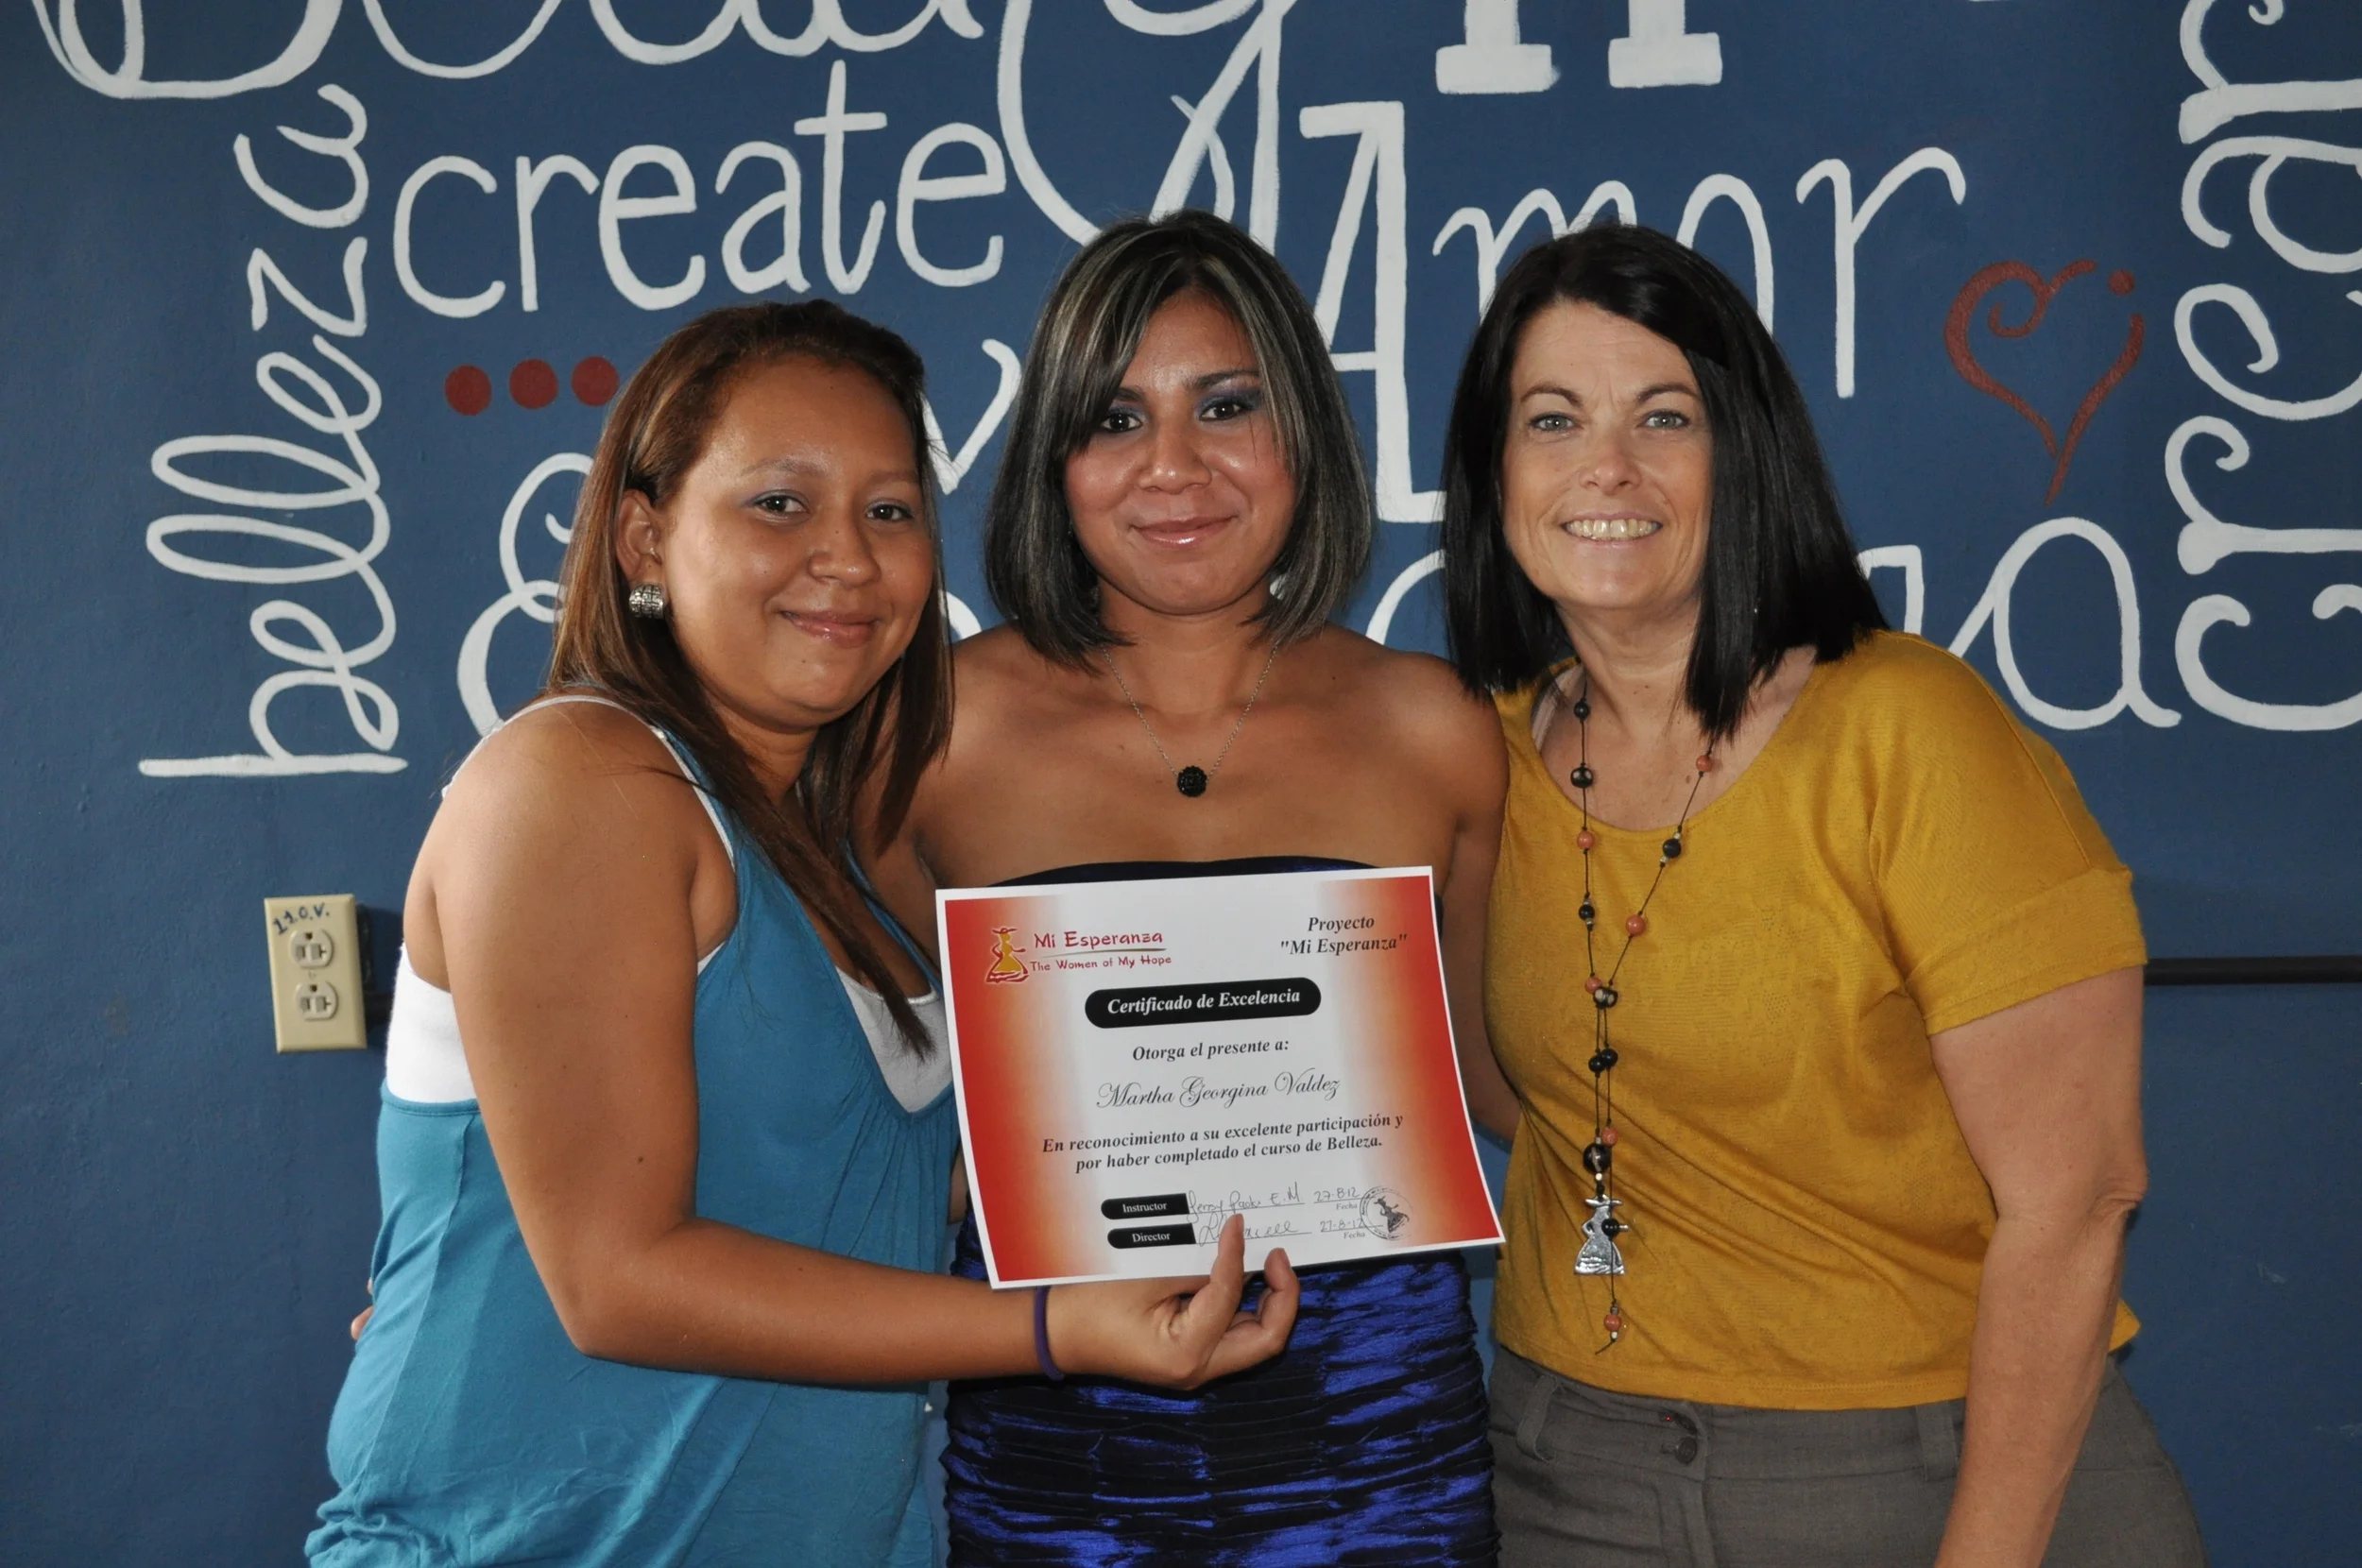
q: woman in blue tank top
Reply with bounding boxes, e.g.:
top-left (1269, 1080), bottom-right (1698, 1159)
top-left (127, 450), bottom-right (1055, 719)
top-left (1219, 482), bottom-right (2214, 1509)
top-left (309, 301), bottom-right (1298, 1568)
top-left (867, 214), bottom-right (1517, 1564)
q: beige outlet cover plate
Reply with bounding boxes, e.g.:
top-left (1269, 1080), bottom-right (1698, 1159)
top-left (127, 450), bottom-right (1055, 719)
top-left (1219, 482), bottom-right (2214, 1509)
top-left (264, 895), bottom-right (368, 1052)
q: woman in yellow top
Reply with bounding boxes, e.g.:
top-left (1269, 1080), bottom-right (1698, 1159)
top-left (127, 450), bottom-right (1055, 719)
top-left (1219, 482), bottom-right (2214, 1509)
top-left (1439, 225), bottom-right (2208, 1567)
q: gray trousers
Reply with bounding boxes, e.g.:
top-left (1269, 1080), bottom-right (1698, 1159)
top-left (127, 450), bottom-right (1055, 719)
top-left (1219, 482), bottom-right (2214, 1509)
top-left (1491, 1347), bottom-right (2207, 1568)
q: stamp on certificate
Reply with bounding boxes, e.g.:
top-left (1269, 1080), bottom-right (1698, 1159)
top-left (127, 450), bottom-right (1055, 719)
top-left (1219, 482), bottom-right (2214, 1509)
top-left (1358, 1186), bottom-right (1412, 1241)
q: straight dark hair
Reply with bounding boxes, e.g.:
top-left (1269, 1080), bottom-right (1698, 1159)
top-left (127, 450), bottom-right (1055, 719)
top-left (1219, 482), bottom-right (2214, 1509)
top-left (985, 210), bottom-right (1372, 660)
top-left (545, 299), bottom-right (951, 1052)
top-left (1440, 224), bottom-right (1884, 740)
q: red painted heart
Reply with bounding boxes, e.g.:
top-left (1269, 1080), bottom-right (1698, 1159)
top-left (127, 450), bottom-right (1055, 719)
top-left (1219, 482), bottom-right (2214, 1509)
top-left (1944, 260), bottom-right (2144, 504)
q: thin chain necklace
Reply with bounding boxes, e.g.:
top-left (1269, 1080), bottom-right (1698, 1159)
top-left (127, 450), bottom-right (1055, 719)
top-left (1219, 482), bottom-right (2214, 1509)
top-left (1563, 671), bottom-right (1714, 1350)
top-left (1101, 639), bottom-right (1282, 798)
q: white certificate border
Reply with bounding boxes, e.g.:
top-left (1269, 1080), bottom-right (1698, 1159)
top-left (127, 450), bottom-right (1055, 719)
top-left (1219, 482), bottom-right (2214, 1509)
top-left (936, 865), bottom-right (1503, 1289)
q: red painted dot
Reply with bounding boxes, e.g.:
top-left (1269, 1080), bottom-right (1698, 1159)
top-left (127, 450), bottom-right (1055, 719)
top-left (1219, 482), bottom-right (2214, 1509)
top-left (444, 365), bottom-right (492, 416)
top-left (510, 359), bottom-right (559, 410)
top-left (2108, 269), bottom-right (2136, 296)
top-left (572, 355), bottom-right (620, 406)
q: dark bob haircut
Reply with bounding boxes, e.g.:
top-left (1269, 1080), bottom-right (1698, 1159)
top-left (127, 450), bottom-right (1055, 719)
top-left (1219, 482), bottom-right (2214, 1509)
top-left (1440, 224), bottom-right (1884, 740)
top-left (984, 210), bottom-right (1372, 661)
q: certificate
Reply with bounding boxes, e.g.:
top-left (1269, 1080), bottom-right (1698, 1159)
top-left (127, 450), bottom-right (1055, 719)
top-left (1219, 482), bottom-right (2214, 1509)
top-left (937, 866), bottom-right (1502, 1287)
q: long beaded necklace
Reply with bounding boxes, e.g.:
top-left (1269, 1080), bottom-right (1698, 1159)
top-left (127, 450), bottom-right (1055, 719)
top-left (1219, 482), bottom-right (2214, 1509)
top-left (1563, 673), bottom-right (1714, 1350)
top-left (1102, 639), bottom-right (1282, 798)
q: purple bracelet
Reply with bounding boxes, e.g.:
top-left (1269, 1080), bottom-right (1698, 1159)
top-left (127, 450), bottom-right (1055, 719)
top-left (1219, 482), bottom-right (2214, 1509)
top-left (1033, 1286), bottom-right (1066, 1382)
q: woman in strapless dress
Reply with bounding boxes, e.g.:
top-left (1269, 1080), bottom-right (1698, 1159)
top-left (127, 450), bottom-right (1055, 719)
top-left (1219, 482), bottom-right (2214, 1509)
top-left (867, 212), bottom-right (1515, 1565)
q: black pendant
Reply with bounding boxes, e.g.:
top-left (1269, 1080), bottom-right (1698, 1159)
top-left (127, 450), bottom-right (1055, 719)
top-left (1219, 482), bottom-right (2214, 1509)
top-left (1175, 765), bottom-right (1208, 798)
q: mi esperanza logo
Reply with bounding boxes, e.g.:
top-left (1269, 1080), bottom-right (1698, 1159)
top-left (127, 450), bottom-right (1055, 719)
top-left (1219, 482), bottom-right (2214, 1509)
top-left (984, 925), bottom-right (1169, 984)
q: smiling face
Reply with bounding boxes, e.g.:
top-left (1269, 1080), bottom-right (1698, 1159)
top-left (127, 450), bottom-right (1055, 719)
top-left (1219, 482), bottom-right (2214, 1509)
top-left (1499, 300), bottom-right (1715, 638)
top-left (1063, 289), bottom-right (1297, 626)
top-left (617, 355), bottom-right (934, 776)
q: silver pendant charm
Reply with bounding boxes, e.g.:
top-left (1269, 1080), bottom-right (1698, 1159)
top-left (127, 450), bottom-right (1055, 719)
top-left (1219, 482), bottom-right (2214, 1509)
top-left (1575, 1194), bottom-right (1628, 1276)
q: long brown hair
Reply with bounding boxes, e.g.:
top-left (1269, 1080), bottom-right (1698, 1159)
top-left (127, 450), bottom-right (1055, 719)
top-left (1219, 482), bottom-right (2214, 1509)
top-left (544, 300), bottom-right (953, 1051)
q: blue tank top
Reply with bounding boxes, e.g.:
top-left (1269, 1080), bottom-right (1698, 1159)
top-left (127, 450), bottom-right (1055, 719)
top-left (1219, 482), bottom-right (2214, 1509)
top-left (309, 733), bottom-right (959, 1567)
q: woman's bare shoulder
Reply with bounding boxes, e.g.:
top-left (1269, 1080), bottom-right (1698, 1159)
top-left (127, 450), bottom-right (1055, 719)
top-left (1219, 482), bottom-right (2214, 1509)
top-left (949, 623), bottom-right (1046, 689)
top-left (1315, 628), bottom-right (1501, 737)
top-left (412, 697), bottom-right (715, 980)
top-left (947, 625), bottom-right (1096, 731)
top-left (917, 628), bottom-right (1079, 808)
top-left (1305, 628), bottom-right (1507, 788)
top-left (437, 698), bottom-right (706, 846)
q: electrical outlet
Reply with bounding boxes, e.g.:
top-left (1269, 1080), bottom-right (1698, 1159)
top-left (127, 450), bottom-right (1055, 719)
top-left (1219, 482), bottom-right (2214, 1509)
top-left (265, 895), bottom-right (368, 1052)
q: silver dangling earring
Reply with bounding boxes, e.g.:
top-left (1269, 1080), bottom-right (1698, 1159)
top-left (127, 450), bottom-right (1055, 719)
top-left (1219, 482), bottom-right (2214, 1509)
top-left (627, 582), bottom-right (668, 620)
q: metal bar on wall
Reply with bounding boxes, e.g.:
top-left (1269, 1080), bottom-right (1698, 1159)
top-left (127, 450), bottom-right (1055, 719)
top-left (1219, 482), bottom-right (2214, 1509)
top-left (2144, 957), bottom-right (2362, 986)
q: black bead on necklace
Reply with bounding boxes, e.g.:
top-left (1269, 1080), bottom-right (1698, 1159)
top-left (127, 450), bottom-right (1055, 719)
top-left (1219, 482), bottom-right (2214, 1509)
top-left (1103, 641), bottom-right (1282, 799)
top-left (1563, 673), bottom-right (1715, 1350)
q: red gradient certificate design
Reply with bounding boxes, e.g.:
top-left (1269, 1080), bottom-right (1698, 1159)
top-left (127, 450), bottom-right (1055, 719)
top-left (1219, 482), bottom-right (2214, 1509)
top-left (938, 867), bottom-right (1502, 1287)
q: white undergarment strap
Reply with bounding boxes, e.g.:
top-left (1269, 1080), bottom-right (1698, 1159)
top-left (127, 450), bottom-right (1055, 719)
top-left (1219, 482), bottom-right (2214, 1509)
top-left (385, 949), bottom-right (471, 1103)
top-left (838, 977), bottom-right (953, 1113)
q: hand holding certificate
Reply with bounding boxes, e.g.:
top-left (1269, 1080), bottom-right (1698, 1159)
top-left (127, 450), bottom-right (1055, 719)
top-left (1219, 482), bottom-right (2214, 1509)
top-left (940, 866), bottom-right (1503, 1287)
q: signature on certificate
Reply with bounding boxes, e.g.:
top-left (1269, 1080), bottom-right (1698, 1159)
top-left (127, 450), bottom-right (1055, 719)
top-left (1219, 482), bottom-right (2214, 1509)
top-left (1192, 1185), bottom-right (1312, 1241)
top-left (1195, 1183), bottom-right (1415, 1244)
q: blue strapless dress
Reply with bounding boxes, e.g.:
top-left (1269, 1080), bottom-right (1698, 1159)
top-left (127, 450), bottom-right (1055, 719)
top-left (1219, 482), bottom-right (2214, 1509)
top-left (942, 858), bottom-right (1497, 1566)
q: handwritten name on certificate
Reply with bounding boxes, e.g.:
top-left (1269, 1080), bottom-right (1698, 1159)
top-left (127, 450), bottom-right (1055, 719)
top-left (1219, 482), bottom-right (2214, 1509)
top-left (938, 867), bottom-right (1502, 1287)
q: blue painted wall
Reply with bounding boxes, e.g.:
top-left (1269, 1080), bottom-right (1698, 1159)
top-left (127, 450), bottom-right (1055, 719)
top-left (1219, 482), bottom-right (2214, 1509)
top-left (2, 3), bottom-right (2355, 1561)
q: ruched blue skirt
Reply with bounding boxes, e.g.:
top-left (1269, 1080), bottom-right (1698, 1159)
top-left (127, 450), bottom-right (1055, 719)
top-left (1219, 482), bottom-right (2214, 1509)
top-left (944, 1219), bottom-right (1497, 1565)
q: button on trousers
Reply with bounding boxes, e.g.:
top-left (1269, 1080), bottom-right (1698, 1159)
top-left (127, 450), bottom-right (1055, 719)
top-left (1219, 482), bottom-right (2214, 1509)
top-left (1490, 1347), bottom-right (2208, 1568)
